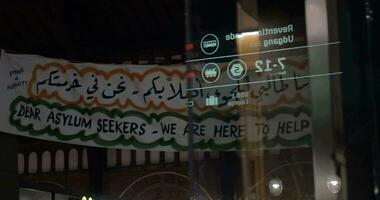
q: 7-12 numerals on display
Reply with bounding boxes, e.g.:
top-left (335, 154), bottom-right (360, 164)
top-left (255, 57), bottom-right (286, 73)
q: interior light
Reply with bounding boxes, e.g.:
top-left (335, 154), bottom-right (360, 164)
top-left (327, 175), bottom-right (341, 194)
top-left (269, 178), bottom-right (283, 196)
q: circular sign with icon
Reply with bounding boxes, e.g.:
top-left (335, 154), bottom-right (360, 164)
top-left (201, 63), bottom-right (220, 83)
top-left (227, 59), bottom-right (247, 80)
top-left (200, 34), bottom-right (219, 55)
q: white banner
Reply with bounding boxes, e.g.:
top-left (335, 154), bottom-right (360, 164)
top-left (0, 50), bottom-right (312, 151)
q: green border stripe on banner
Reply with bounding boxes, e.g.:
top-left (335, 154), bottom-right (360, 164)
top-left (9, 96), bottom-right (311, 151)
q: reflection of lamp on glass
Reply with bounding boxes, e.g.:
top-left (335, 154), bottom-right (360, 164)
top-left (269, 178), bottom-right (283, 196)
top-left (327, 175), bottom-right (341, 194)
top-left (238, 31), bottom-right (259, 38)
